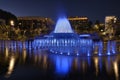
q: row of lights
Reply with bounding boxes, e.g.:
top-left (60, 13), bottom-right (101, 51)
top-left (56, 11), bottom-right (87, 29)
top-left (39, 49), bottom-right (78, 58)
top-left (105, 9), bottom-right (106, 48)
top-left (50, 50), bottom-right (115, 56)
top-left (49, 49), bottom-right (115, 56)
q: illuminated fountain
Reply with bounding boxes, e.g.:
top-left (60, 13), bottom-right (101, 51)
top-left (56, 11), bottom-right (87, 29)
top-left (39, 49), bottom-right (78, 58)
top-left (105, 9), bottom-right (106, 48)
top-left (33, 17), bottom-right (117, 56)
top-left (54, 17), bottom-right (73, 33)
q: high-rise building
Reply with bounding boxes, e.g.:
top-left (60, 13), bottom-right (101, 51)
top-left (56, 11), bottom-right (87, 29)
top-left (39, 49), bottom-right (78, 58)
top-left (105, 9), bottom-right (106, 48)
top-left (114, 17), bottom-right (120, 37)
top-left (68, 16), bottom-right (89, 33)
top-left (105, 16), bottom-right (117, 39)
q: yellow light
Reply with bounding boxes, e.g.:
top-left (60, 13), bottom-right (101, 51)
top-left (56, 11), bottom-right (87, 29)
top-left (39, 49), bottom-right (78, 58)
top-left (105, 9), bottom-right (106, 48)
top-left (5, 47), bottom-right (9, 59)
top-left (74, 58), bottom-right (78, 69)
top-left (23, 49), bottom-right (27, 62)
top-left (94, 57), bottom-right (99, 75)
top-left (10, 20), bottom-right (14, 26)
top-left (113, 61), bottom-right (119, 80)
top-left (101, 29), bottom-right (103, 32)
top-left (43, 55), bottom-right (47, 69)
top-left (5, 56), bottom-right (15, 78)
top-left (94, 25), bottom-right (99, 29)
top-left (68, 17), bottom-right (88, 20)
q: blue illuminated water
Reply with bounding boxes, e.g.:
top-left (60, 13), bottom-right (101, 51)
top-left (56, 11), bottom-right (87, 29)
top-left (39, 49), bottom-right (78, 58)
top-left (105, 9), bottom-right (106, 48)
top-left (0, 40), bottom-right (119, 80)
top-left (55, 56), bottom-right (72, 74)
top-left (54, 17), bottom-right (73, 33)
top-left (0, 17), bottom-right (119, 80)
top-left (33, 17), bottom-right (118, 56)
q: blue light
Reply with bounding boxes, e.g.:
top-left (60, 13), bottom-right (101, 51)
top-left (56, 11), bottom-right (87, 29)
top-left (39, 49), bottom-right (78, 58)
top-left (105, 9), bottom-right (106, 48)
top-left (54, 17), bottom-right (73, 33)
top-left (107, 52), bottom-right (111, 55)
top-left (98, 53), bottom-right (102, 56)
top-left (32, 17), bottom-right (117, 56)
top-left (79, 34), bottom-right (90, 37)
top-left (77, 53), bottom-right (79, 56)
top-left (87, 54), bottom-right (90, 56)
top-left (60, 52), bottom-right (63, 54)
top-left (111, 41), bottom-right (116, 54)
top-left (67, 52), bottom-right (70, 55)
top-left (55, 56), bottom-right (71, 74)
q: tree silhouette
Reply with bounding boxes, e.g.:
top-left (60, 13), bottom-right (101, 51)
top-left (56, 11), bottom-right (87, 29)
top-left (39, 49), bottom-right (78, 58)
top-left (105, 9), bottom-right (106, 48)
top-left (0, 9), bottom-right (17, 25)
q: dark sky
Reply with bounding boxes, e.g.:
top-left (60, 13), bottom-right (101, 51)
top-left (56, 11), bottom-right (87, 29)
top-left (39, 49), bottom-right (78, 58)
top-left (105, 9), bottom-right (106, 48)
top-left (0, 0), bottom-right (120, 22)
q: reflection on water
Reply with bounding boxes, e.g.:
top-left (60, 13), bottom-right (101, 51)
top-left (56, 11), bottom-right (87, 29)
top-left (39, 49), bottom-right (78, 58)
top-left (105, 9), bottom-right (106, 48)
top-left (5, 47), bottom-right (9, 60)
top-left (94, 57), bottom-right (99, 75)
top-left (5, 55), bottom-right (16, 78)
top-left (0, 40), bottom-right (120, 80)
top-left (54, 56), bottom-right (72, 74)
top-left (113, 61), bottom-right (119, 80)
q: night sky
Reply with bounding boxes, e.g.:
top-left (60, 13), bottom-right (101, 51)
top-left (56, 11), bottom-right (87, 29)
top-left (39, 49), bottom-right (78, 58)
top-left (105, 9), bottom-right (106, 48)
top-left (0, 0), bottom-right (120, 22)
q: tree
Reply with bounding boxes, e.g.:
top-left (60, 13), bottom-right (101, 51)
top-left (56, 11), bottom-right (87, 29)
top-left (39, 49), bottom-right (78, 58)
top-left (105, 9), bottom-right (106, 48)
top-left (0, 9), bottom-right (17, 25)
top-left (95, 20), bottom-right (100, 25)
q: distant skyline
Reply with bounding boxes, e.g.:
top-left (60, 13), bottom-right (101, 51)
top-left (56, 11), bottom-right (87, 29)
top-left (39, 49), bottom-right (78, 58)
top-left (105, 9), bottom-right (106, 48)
top-left (0, 0), bottom-right (120, 22)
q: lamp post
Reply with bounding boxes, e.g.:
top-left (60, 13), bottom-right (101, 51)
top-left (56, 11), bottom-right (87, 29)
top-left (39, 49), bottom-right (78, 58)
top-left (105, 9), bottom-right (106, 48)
top-left (9, 20), bottom-right (15, 39)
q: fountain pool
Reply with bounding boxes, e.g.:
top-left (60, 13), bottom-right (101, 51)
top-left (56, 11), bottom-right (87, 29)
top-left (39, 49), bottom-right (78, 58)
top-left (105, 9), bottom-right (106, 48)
top-left (33, 17), bottom-right (117, 56)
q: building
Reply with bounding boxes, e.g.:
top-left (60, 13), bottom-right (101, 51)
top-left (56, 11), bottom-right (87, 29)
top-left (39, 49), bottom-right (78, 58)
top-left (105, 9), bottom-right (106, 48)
top-left (17, 16), bottom-right (54, 33)
top-left (114, 18), bottom-right (120, 37)
top-left (68, 16), bottom-right (89, 33)
top-left (105, 16), bottom-right (117, 39)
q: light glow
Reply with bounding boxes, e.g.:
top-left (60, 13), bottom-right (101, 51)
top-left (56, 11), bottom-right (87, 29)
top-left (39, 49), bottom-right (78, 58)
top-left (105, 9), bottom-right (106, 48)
top-left (5, 56), bottom-right (15, 78)
top-left (54, 17), bottom-right (73, 33)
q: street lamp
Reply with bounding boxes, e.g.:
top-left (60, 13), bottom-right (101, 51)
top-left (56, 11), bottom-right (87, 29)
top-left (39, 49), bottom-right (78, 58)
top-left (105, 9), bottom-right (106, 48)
top-left (9, 20), bottom-right (15, 39)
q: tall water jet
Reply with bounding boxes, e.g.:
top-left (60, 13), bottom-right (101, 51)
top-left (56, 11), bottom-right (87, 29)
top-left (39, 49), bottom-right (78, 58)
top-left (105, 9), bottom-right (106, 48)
top-left (54, 17), bottom-right (73, 33)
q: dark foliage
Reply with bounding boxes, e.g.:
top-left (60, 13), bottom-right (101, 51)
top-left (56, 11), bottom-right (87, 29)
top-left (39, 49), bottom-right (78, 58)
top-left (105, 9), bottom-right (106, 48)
top-left (0, 9), bottom-right (17, 25)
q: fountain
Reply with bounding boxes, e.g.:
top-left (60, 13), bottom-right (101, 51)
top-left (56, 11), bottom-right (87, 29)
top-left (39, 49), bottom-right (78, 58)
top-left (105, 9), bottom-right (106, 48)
top-left (33, 17), bottom-right (117, 56)
top-left (54, 17), bottom-right (73, 33)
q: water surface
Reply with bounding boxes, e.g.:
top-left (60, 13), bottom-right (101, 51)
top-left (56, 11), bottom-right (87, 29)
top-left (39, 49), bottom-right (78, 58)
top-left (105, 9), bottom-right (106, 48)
top-left (0, 40), bottom-right (120, 80)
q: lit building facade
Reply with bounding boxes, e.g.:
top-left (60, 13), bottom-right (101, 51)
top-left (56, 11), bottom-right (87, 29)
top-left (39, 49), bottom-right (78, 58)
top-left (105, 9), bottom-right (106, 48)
top-left (105, 16), bottom-right (117, 39)
top-left (17, 16), bottom-right (54, 33)
top-left (68, 16), bottom-right (89, 34)
top-left (115, 19), bottom-right (120, 37)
